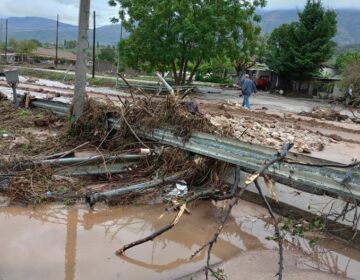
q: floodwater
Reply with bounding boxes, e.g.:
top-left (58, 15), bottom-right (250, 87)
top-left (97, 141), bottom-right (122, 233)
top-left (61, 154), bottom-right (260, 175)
top-left (0, 201), bottom-right (359, 280)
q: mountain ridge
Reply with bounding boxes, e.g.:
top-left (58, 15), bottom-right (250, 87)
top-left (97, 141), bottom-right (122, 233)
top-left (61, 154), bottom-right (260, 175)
top-left (0, 16), bottom-right (128, 46)
top-left (1, 9), bottom-right (360, 46)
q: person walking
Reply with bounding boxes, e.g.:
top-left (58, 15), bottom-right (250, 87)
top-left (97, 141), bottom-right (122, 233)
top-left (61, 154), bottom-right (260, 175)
top-left (241, 74), bottom-right (257, 109)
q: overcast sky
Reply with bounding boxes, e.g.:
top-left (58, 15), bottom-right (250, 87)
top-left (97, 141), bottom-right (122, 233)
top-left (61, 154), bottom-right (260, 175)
top-left (0, 0), bottom-right (359, 26)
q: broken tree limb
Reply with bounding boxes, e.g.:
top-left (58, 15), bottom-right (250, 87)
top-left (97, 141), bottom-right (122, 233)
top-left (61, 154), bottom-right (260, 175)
top-left (44, 141), bottom-right (90, 160)
top-left (156, 72), bottom-right (175, 96)
top-left (254, 179), bottom-right (283, 280)
top-left (116, 204), bottom-right (187, 255)
top-left (118, 99), bottom-right (150, 149)
top-left (191, 144), bottom-right (293, 280)
top-left (86, 171), bottom-right (186, 207)
top-left (117, 72), bottom-right (150, 99)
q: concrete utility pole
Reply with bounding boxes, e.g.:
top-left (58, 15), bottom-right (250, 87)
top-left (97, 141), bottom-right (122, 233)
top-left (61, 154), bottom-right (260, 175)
top-left (55, 14), bottom-right (59, 68)
top-left (115, 11), bottom-right (124, 87)
top-left (72, 0), bottom-right (90, 122)
top-left (92, 10), bottom-right (96, 78)
top-left (5, 19), bottom-right (8, 64)
top-left (0, 20), bottom-right (3, 51)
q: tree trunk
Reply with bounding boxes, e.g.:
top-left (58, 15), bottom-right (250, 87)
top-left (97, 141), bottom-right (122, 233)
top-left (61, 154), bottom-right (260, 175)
top-left (172, 61), bottom-right (179, 86)
top-left (182, 60), bottom-right (188, 85)
top-left (187, 58), bottom-right (202, 84)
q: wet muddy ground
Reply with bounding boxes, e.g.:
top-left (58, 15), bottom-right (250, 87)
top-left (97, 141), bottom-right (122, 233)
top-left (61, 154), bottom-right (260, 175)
top-left (0, 201), bottom-right (359, 280)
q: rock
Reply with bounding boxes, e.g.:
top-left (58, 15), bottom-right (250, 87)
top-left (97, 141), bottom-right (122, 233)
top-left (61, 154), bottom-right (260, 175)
top-left (261, 127), bottom-right (270, 134)
top-left (302, 147), bottom-right (312, 154)
top-left (253, 122), bottom-right (261, 130)
top-left (34, 119), bottom-right (50, 127)
top-left (264, 138), bottom-right (279, 147)
top-left (329, 134), bottom-right (342, 141)
top-left (286, 135), bottom-right (295, 143)
top-left (271, 132), bottom-right (280, 139)
top-left (13, 136), bottom-right (30, 145)
top-left (318, 143), bottom-right (325, 151)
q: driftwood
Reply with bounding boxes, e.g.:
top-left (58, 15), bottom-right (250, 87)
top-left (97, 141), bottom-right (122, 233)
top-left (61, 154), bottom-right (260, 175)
top-left (116, 204), bottom-right (187, 255)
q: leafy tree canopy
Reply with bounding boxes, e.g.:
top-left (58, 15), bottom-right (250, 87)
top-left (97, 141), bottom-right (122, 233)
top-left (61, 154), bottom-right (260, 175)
top-left (336, 51), bottom-right (360, 72)
top-left (109, 0), bottom-right (265, 85)
top-left (267, 0), bottom-right (337, 81)
top-left (64, 40), bottom-right (77, 50)
top-left (97, 46), bottom-right (116, 63)
top-left (9, 38), bottom-right (38, 61)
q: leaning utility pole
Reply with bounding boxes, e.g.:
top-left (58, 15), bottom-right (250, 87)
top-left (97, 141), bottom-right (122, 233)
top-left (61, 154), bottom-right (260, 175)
top-left (92, 10), bottom-right (96, 78)
top-left (55, 14), bottom-right (59, 68)
top-left (72, 0), bottom-right (90, 122)
top-left (4, 19), bottom-right (8, 64)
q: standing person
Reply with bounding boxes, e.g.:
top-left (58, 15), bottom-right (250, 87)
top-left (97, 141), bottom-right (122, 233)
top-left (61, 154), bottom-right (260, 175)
top-left (241, 74), bottom-right (257, 109)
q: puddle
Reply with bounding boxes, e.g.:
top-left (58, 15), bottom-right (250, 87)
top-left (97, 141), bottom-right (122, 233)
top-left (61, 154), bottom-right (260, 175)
top-left (0, 201), bottom-right (359, 280)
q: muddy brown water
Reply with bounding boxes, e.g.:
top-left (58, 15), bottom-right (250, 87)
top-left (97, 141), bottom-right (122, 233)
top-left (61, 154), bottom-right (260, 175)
top-left (0, 201), bottom-right (359, 280)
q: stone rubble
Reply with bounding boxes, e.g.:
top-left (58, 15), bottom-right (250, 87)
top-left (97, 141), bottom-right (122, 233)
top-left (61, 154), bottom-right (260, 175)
top-left (208, 115), bottom-right (335, 154)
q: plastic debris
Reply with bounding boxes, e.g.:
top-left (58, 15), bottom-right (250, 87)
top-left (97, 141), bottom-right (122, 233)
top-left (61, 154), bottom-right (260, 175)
top-left (166, 181), bottom-right (188, 200)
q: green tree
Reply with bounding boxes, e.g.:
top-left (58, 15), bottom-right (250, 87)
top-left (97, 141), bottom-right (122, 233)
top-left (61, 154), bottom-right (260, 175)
top-left (225, 25), bottom-right (268, 78)
top-left (97, 46), bottom-right (116, 63)
top-left (109, 0), bottom-right (266, 85)
top-left (196, 55), bottom-right (233, 83)
top-left (29, 39), bottom-right (42, 48)
top-left (267, 0), bottom-right (337, 81)
top-left (9, 38), bottom-right (38, 62)
top-left (64, 40), bottom-right (77, 49)
top-left (336, 51), bottom-right (360, 72)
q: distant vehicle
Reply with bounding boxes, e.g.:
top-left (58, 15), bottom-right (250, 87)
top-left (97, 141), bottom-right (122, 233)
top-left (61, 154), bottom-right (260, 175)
top-left (256, 75), bottom-right (270, 90)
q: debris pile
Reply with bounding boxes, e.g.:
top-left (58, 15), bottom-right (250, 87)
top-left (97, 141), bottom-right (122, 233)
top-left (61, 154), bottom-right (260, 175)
top-left (0, 95), bottom-right (229, 205)
top-left (299, 107), bottom-right (349, 122)
top-left (209, 115), bottom-right (333, 153)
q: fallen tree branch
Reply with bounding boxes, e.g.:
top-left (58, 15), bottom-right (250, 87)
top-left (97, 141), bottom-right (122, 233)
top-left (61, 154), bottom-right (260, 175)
top-left (117, 72), bottom-right (150, 99)
top-left (44, 141), bottom-right (90, 160)
top-left (116, 204), bottom-right (187, 255)
top-left (117, 97), bottom-right (149, 149)
top-left (254, 179), bottom-right (284, 280)
top-left (191, 143), bottom-right (293, 280)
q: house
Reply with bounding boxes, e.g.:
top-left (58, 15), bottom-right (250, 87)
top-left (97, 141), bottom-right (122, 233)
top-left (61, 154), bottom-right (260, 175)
top-left (229, 63), bottom-right (277, 90)
top-left (0, 52), bottom-right (17, 64)
top-left (292, 65), bottom-right (343, 98)
top-left (31, 47), bottom-right (76, 63)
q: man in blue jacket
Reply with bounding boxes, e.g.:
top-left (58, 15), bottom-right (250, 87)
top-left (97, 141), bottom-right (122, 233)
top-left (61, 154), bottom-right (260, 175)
top-left (241, 74), bottom-right (257, 109)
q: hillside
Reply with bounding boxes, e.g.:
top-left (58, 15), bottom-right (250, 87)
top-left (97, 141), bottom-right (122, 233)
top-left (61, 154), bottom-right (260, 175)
top-left (1, 10), bottom-right (360, 46)
top-left (259, 9), bottom-right (360, 45)
top-left (0, 17), bottom-right (128, 46)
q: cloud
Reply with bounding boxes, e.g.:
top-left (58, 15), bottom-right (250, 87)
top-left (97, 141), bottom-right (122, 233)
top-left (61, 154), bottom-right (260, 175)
top-left (265, 0), bottom-right (360, 10)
